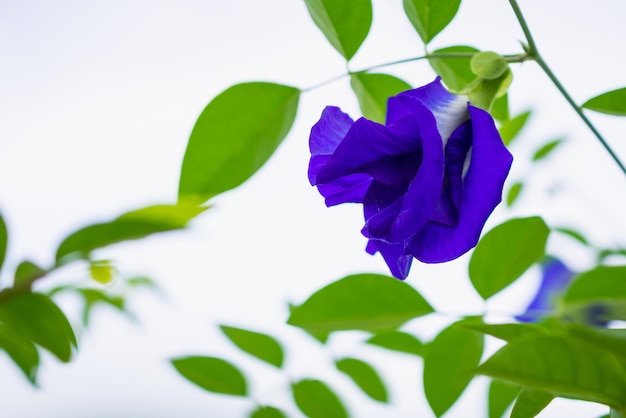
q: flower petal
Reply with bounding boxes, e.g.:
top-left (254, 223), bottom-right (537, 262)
top-left (360, 100), bottom-right (451, 243)
top-left (360, 152), bottom-right (422, 187)
top-left (362, 181), bottom-right (406, 239)
top-left (408, 105), bottom-right (513, 262)
top-left (516, 257), bottom-right (574, 322)
top-left (388, 77), bottom-right (469, 144)
top-left (318, 173), bottom-right (373, 207)
top-left (316, 117), bottom-right (422, 184)
top-left (362, 197), bottom-right (403, 239)
top-left (429, 120), bottom-right (473, 226)
top-left (385, 106), bottom-right (445, 242)
top-left (308, 106), bottom-right (354, 184)
top-left (366, 239), bottom-right (413, 280)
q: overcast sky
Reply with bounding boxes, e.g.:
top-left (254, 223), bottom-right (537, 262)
top-left (1, 1), bottom-right (625, 417)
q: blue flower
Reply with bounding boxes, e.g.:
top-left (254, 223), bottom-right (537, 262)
top-left (516, 257), bottom-right (575, 323)
top-left (517, 257), bottom-right (610, 327)
top-left (308, 78), bottom-right (513, 279)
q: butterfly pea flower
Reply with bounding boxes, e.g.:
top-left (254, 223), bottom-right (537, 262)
top-left (516, 257), bottom-right (610, 327)
top-left (515, 257), bottom-right (575, 323)
top-left (308, 77), bottom-right (513, 279)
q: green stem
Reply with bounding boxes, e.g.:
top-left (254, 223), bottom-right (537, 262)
top-left (0, 258), bottom-right (71, 302)
top-left (302, 52), bottom-right (527, 92)
top-left (0, 269), bottom-right (50, 302)
top-left (611, 407), bottom-right (626, 418)
top-left (509, 0), bottom-right (626, 177)
top-left (302, 73), bottom-right (348, 92)
top-left (359, 52), bottom-right (473, 74)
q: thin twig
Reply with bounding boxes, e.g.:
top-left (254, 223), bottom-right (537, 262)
top-left (509, 0), bottom-right (626, 177)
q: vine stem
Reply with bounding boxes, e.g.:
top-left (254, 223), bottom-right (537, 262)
top-left (508, 0), bottom-right (626, 177)
top-left (302, 52), bottom-right (526, 92)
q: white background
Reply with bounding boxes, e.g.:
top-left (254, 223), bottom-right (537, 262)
top-left (1, 1), bottom-right (626, 417)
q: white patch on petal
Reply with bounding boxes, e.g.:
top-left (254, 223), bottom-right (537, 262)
top-left (462, 146), bottom-right (472, 178)
top-left (431, 94), bottom-right (469, 146)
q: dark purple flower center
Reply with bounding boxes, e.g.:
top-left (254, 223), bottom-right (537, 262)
top-left (361, 121), bottom-right (475, 239)
top-left (430, 120), bottom-right (473, 228)
top-left (361, 151), bottom-right (423, 188)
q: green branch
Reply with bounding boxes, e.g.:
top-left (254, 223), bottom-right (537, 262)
top-left (509, 0), bottom-right (626, 177)
top-left (303, 52), bottom-right (528, 92)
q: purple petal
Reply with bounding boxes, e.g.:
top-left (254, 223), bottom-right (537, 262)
top-left (361, 181), bottom-right (407, 239)
top-left (309, 106), bottom-right (354, 185)
top-left (318, 173), bottom-right (373, 207)
top-left (444, 121), bottom-right (472, 210)
top-left (359, 103), bottom-right (445, 243)
top-left (583, 304), bottom-right (610, 327)
top-left (382, 106), bottom-right (446, 243)
top-left (408, 105), bottom-right (513, 262)
top-left (316, 117), bottom-right (422, 184)
top-left (429, 120), bottom-right (473, 226)
top-left (360, 152), bottom-right (423, 187)
top-left (388, 77), bottom-right (469, 144)
top-left (428, 180), bottom-right (458, 227)
top-left (366, 240), bottom-right (413, 280)
top-left (516, 257), bottom-right (574, 322)
top-left (362, 198), bottom-right (404, 238)
top-left (365, 240), bottom-right (377, 255)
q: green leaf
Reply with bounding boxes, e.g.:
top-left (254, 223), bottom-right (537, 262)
top-left (423, 324), bottom-right (484, 417)
top-left (466, 68), bottom-right (513, 112)
top-left (553, 227), bottom-right (589, 246)
top-left (56, 204), bottom-right (207, 261)
top-left (303, 0), bottom-right (372, 60)
top-left (118, 204), bottom-right (208, 225)
top-left (458, 320), bottom-right (547, 342)
top-left (488, 380), bottom-right (521, 418)
top-left (126, 276), bottom-right (158, 289)
top-left (335, 357), bottom-right (388, 402)
top-left (532, 138), bottom-right (564, 162)
top-left (350, 73), bottom-right (412, 123)
top-left (582, 87), bottom-right (626, 116)
top-left (403, 0), bottom-right (461, 44)
top-left (612, 408), bottom-right (626, 418)
top-left (89, 260), bottom-right (116, 284)
top-left (563, 265), bottom-right (626, 305)
top-left (288, 302), bottom-right (330, 344)
top-left (78, 289), bottom-right (125, 311)
top-left (499, 110), bottom-right (531, 146)
top-left (249, 406), bottom-right (287, 418)
top-left (46, 284), bottom-right (76, 298)
top-left (598, 248), bottom-right (626, 263)
top-left (506, 182), bottom-right (523, 207)
top-left (366, 331), bottom-right (424, 356)
top-left (429, 45), bottom-right (478, 92)
top-left (178, 82), bottom-right (300, 202)
top-left (491, 93), bottom-right (510, 123)
top-left (478, 334), bottom-right (626, 408)
top-left (510, 388), bottom-right (554, 418)
top-left (0, 324), bottom-right (39, 384)
top-left (0, 212), bottom-right (6, 273)
top-left (469, 217), bottom-right (550, 300)
top-left (14, 260), bottom-right (46, 287)
top-left (287, 273), bottom-right (433, 334)
top-left (78, 289), bottom-right (126, 327)
top-left (471, 52), bottom-right (508, 80)
top-left (171, 356), bottom-right (247, 396)
top-left (292, 379), bottom-right (348, 418)
top-left (220, 325), bottom-right (284, 368)
top-left (0, 292), bottom-right (76, 361)
top-left (566, 324), bottom-right (626, 365)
